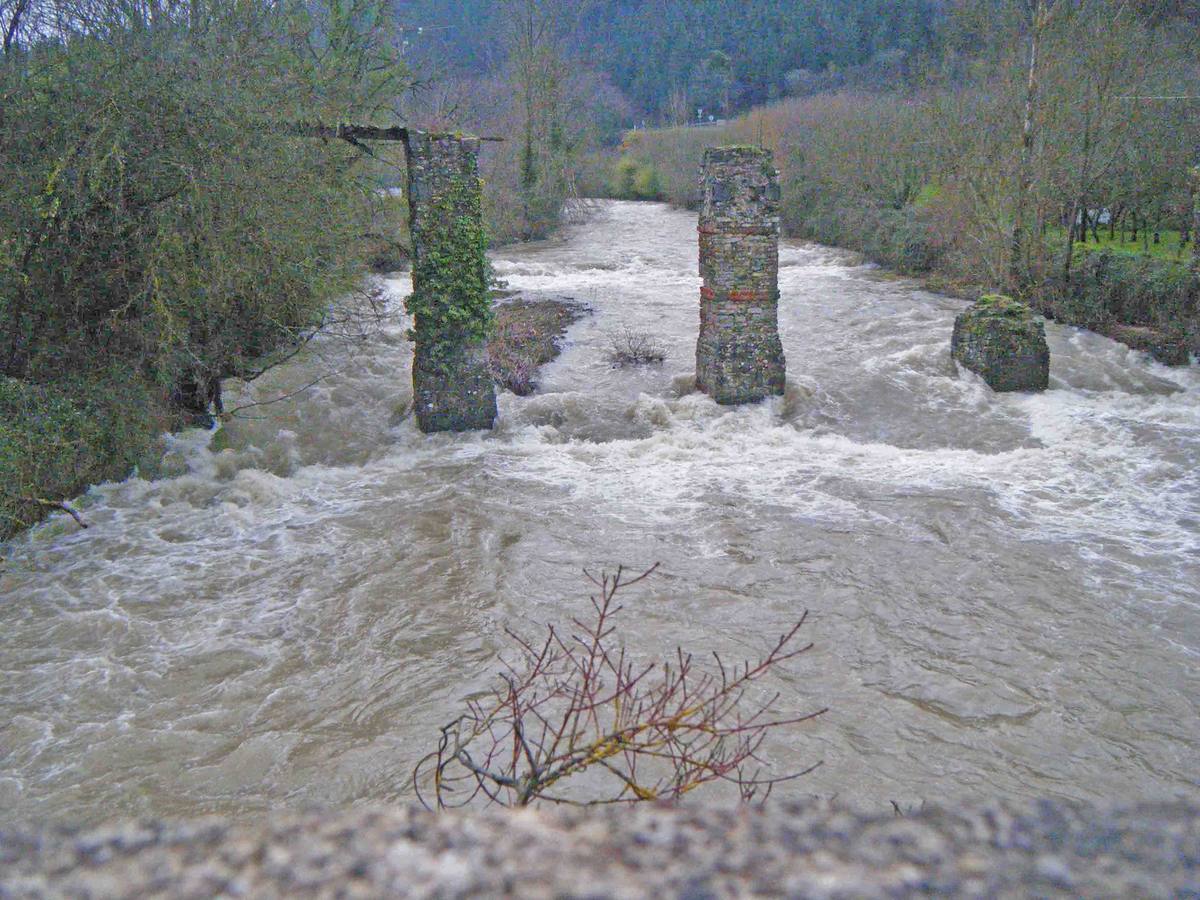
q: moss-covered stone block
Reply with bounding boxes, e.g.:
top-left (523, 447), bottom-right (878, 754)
top-left (951, 294), bottom-right (1049, 392)
top-left (412, 342), bottom-right (497, 432)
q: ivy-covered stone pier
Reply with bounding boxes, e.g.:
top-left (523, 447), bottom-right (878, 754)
top-left (696, 146), bottom-right (786, 405)
top-left (403, 132), bottom-right (497, 433)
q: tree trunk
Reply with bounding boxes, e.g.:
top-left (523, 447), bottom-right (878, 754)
top-left (1064, 196), bottom-right (1080, 282)
top-left (2, 0), bottom-right (29, 54)
top-left (1010, 0), bottom-right (1049, 292)
top-left (1191, 166), bottom-right (1200, 275)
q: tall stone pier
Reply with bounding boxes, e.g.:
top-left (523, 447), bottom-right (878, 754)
top-left (403, 132), bottom-right (497, 433)
top-left (696, 146), bottom-right (786, 405)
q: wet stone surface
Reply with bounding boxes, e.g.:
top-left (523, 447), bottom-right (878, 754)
top-left (951, 295), bottom-right (1050, 392)
top-left (696, 147), bottom-right (786, 405)
top-left (2, 801), bottom-right (1198, 898)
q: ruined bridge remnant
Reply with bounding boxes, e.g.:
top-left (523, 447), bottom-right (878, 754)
top-left (282, 124), bottom-right (499, 433)
top-left (951, 294), bottom-right (1049, 392)
top-left (404, 132), bottom-right (497, 433)
top-left (696, 146), bottom-right (786, 405)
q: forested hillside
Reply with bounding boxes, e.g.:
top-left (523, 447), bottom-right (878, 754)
top-left (398, 0), bottom-right (1197, 122)
top-left (399, 0), bottom-right (943, 118)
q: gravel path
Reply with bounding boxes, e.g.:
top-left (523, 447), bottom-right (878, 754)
top-left (2, 801), bottom-right (1200, 900)
top-left (3, 801), bottom-right (1198, 898)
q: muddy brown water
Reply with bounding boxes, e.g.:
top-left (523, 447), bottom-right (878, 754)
top-left (2, 200), bottom-right (1198, 824)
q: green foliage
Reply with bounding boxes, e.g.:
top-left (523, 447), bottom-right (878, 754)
top-left (633, 165), bottom-right (665, 201)
top-left (1, 19), bottom-right (395, 390)
top-left (0, 369), bottom-right (169, 540)
top-left (614, 157), bottom-right (641, 198)
top-left (1056, 227), bottom-right (1192, 263)
top-left (406, 176), bottom-right (494, 364)
top-left (0, 0), bottom-right (409, 538)
top-left (974, 294), bottom-right (1031, 316)
top-left (1056, 251), bottom-right (1198, 332)
top-left (609, 157), bottom-right (664, 201)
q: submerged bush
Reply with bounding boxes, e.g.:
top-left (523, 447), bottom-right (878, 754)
top-left (414, 565), bottom-right (824, 808)
top-left (605, 326), bottom-right (667, 366)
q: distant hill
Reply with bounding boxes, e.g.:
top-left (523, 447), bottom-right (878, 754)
top-left (397, 0), bottom-right (944, 118)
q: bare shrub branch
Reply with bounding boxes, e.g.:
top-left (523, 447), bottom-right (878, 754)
top-left (25, 497), bottom-right (88, 529)
top-left (605, 326), bottom-right (666, 367)
top-left (414, 565), bottom-right (824, 809)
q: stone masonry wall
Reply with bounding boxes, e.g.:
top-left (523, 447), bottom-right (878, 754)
top-left (696, 146), bottom-right (786, 404)
top-left (403, 132), bottom-right (498, 434)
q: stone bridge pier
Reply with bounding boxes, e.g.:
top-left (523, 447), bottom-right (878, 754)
top-left (404, 132), bottom-right (498, 433)
top-left (696, 146), bottom-right (786, 405)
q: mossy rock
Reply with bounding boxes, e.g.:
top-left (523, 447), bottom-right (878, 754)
top-left (951, 294), bottom-right (1049, 392)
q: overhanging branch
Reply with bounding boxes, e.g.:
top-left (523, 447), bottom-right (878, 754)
top-left (272, 122), bottom-right (504, 144)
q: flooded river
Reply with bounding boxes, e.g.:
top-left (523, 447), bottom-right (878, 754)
top-left (2, 200), bottom-right (1198, 824)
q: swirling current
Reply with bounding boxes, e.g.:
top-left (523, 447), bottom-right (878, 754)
top-left (2, 200), bottom-right (1198, 823)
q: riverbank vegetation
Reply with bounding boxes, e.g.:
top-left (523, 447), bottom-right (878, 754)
top-left (599, 1), bottom-right (1200, 359)
top-left (0, 0), bottom-right (410, 539)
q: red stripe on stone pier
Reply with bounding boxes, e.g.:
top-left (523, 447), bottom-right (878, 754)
top-left (697, 224), bottom-right (778, 236)
top-left (699, 287), bottom-right (776, 302)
